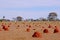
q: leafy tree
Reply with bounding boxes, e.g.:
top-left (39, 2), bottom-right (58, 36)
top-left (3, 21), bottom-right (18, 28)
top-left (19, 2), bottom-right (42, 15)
top-left (25, 18), bottom-right (34, 21)
top-left (16, 16), bottom-right (23, 21)
top-left (48, 12), bottom-right (58, 21)
top-left (37, 17), bottom-right (47, 21)
top-left (3, 16), bottom-right (5, 19)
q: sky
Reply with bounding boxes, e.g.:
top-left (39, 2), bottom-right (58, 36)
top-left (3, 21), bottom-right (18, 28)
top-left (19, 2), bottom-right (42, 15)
top-left (0, 0), bottom-right (60, 20)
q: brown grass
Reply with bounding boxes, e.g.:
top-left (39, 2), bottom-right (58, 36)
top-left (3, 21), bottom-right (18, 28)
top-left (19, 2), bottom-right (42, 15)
top-left (0, 21), bottom-right (60, 40)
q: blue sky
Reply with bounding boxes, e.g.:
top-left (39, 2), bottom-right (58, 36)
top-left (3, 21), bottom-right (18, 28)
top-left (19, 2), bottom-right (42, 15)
top-left (0, 0), bottom-right (60, 20)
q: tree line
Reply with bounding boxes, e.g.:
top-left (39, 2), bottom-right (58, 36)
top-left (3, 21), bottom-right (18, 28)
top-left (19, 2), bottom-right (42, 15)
top-left (0, 12), bottom-right (60, 21)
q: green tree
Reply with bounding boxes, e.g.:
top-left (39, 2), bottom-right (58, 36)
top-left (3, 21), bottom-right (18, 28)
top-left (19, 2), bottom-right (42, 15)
top-left (16, 16), bottom-right (23, 21)
top-left (48, 12), bottom-right (58, 21)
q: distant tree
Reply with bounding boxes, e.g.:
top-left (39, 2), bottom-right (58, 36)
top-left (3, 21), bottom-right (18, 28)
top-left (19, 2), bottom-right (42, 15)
top-left (47, 12), bottom-right (58, 21)
top-left (12, 18), bottom-right (17, 21)
top-left (16, 16), bottom-right (23, 21)
top-left (3, 16), bottom-right (5, 19)
top-left (34, 19), bottom-right (40, 21)
top-left (0, 19), bottom-right (10, 22)
top-left (0, 19), bottom-right (2, 22)
top-left (41, 18), bottom-right (47, 21)
top-left (37, 17), bottom-right (47, 21)
top-left (25, 18), bottom-right (34, 21)
top-left (56, 18), bottom-right (60, 21)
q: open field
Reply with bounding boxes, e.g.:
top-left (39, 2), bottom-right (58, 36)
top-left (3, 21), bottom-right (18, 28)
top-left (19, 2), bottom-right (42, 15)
top-left (0, 21), bottom-right (60, 40)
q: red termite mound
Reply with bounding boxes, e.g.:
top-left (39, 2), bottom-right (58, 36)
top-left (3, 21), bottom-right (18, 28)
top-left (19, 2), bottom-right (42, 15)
top-left (29, 25), bottom-right (31, 28)
top-left (17, 25), bottom-right (20, 27)
top-left (54, 28), bottom-right (59, 33)
top-left (53, 26), bottom-right (59, 33)
top-left (32, 32), bottom-right (42, 38)
top-left (48, 24), bottom-right (52, 28)
top-left (26, 28), bottom-right (30, 32)
top-left (2, 25), bottom-right (9, 31)
top-left (43, 29), bottom-right (49, 33)
top-left (8, 25), bottom-right (10, 27)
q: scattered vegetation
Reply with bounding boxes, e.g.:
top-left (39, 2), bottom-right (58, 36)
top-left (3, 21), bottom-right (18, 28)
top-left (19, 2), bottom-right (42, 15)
top-left (0, 12), bottom-right (60, 21)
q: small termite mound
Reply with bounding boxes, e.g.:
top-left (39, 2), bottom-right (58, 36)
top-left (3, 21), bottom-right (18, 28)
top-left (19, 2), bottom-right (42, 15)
top-left (17, 25), bottom-right (20, 27)
top-left (8, 25), bottom-right (10, 27)
top-left (26, 28), bottom-right (30, 32)
top-left (54, 28), bottom-right (59, 33)
top-left (29, 25), bottom-right (31, 28)
top-left (42, 26), bottom-right (44, 28)
top-left (33, 29), bottom-right (36, 30)
top-left (43, 29), bottom-right (49, 33)
top-left (48, 24), bottom-right (52, 28)
top-left (2, 25), bottom-right (9, 31)
top-left (32, 32), bottom-right (42, 38)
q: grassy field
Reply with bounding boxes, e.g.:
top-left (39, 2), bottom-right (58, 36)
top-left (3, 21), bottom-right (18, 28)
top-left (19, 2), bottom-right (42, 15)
top-left (0, 21), bottom-right (60, 40)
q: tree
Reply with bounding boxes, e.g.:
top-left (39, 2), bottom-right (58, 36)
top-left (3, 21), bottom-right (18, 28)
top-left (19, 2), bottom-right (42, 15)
top-left (3, 16), bottom-right (5, 19)
top-left (25, 18), bottom-right (34, 21)
top-left (37, 17), bottom-right (47, 21)
top-left (47, 12), bottom-right (58, 21)
top-left (12, 18), bottom-right (17, 21)
top-left (16, 16), bottom-right (23, 21)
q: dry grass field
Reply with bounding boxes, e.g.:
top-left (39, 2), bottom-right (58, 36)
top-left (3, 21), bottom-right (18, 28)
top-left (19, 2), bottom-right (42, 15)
top-left (0, 21), bottom-right (60, 40)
